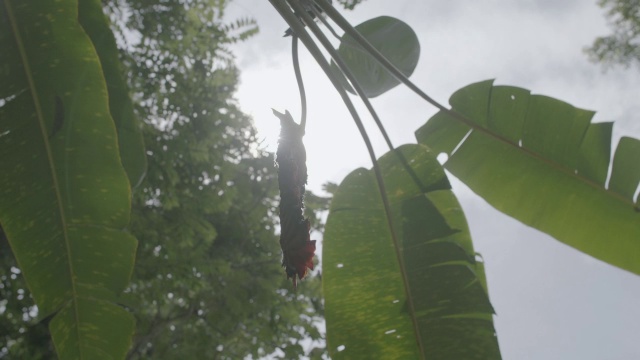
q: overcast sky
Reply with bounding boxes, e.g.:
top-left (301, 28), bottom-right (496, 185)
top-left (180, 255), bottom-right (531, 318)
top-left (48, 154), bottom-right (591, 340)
top-left (226, 1), bottom-right (640, 359)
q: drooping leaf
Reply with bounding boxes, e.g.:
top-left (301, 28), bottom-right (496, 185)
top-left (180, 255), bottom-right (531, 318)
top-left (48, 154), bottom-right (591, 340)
top-left (0, 0), bottom-right (136, 358)
top-left (323, 144), bottom-right (500, 359)
top-left (78, 0), bottom-right (147, 189)
top-left (416, 80), bottom-right (640, 275)
top-left (332, 16), bottom-right (420, 98)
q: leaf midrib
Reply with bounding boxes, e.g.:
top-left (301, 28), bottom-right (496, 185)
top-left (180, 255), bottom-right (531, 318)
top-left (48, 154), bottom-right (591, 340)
top-left (4, 0), bottom-right (84, 356)
top-left (446, 85), bottom-right (635, 207)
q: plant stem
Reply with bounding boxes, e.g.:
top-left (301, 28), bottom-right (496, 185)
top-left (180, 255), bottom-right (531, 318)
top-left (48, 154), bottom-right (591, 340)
top-left (308, 3), bottom-right (428, 193)
top-left (292, 35), bottom-right (308, 130)
top-left (274, 0), bottom-right (426, 357)
top-left (317, 0), bottom-right (636, 207)
top-left (316, 0), bottom-right (448, 112)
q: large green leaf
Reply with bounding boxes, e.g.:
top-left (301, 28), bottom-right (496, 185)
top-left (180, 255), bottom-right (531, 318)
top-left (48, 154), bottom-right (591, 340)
top-left (323, 144), bottom-right (500, 359)
top-left (79, 0), bottom-right (147, 189)
top-left (0, 0), bottom-right (137, 358)
top-left (416, 80), bottom-right (640, 275)
top-left (332, 16), bottom-right (420, 98)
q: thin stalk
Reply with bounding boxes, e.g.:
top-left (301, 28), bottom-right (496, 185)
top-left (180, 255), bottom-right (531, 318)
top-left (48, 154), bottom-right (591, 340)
top-left (281, 0), bottom-right (426, 357)
top-left (271, 0), bottom-right (381, 187)
top-left (316, 0), bottom-right (447, 111)
top-left (3, 0), bottom-right (83, 355)
top-left (317, 0), bottom-right (636, 207)
top-left (307, 3), bottom-right (427, 193)
top-left (292, 35), bottom-right (308, 130)
top-left (313, 6), bottom-right (343, 41)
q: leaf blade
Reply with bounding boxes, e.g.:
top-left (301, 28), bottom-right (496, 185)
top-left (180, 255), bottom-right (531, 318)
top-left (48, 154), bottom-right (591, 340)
top-left (324, 144), bottom-right (500, 359)
top-left (416, 80), bottom-right (640, 275)
top-left (332, 16), bottom-right (420, 98)
top-left (0, 0), bottom-right (137, 357)
top-left (79, 0), bottom-right (147, 189)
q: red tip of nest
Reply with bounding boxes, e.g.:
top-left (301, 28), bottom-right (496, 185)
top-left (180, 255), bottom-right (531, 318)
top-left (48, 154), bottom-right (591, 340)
top-left (284, 239), bottom-right (316, 289)
top-left (295, 239), bottom-right (316, 278)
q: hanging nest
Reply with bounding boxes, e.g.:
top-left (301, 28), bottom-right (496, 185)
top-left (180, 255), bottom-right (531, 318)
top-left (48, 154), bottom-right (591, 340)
top-left (273, 109), bottom-right (316, 288)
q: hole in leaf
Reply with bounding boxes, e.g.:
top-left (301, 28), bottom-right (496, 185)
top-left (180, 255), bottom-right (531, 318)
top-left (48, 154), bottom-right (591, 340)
top-left (337, 345), bottom-right (346, 352)
top-left (0, 89), bottom-right (26, 108)
top-left (436, 153), bottom-right (448, 164)
top-left (385, 329), bottom-right (396, 335)
top-left (336, 263), bottom-right (344, 268)
top-left (451, 129), bottom-right (472, 156)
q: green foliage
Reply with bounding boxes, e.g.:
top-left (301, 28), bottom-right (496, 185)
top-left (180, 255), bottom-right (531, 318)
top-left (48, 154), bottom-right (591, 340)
top-left (332, 16), bottom-right (420, 98)
top-left (586, 0), bottom-right (640, 67)
top-left (127, 126), bottom-right (325, 358)
top-left (324, 145), bottom-right (499, 359)
top-left (102, 0), bottom-right (325, 358)
top-left (78, 0), bottom-right (147, 188)
top-left (417, 80), bottom-right (640, 275)
top-left (0, 229), bottom-right (53, 358)
top-left (0, 0), bottom-right (137, 358)
top-left (221, 17), bottom-right (260, 43)
top-left (1, 0), bottom-right (325, 358)
top-left (336, 0), bottom-right (367, 11)
top-left (5, 0), bottom-right (638, 358)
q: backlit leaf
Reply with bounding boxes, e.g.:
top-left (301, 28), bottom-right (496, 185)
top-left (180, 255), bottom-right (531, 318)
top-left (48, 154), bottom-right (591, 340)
top-left (332, 16), bottom-right (420, 98)
top-left (0, 0), bottom-right (137, 357)
top-left (324, 145), bottom-right (500, 359)
top-left (416, 80), bottom-right (640, 275)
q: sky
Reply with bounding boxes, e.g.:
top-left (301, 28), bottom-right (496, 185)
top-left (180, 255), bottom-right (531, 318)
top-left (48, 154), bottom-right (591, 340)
top-left (225, 1), bottom-right (640, 359)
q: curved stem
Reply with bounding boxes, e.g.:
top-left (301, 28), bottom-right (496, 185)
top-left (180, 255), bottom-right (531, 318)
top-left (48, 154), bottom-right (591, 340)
top-left (289, 2), bottom-right (638, 233)
top-left (316, 0), bottom-right (448, 112)
top-left (280, 0), bottom-right (426, 357)
top-left (308, 3), bottom-right (427, 193)
top-left (292, 35), bottom-right (308, 130)
top-left (270, 1), bottom-right (384, 208)
top-left (312, 6), bottom-right (343, 41)
top-left (316, 0), bottom-right (638, 207)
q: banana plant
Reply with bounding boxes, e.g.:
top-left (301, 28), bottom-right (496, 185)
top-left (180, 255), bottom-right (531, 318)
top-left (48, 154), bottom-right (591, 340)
top-left (269, 1), bottom-right (640, 359)
top-left (0, 0), bottom-right (145, 357)
top-left (270, 0), bottom-right (499, 358)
